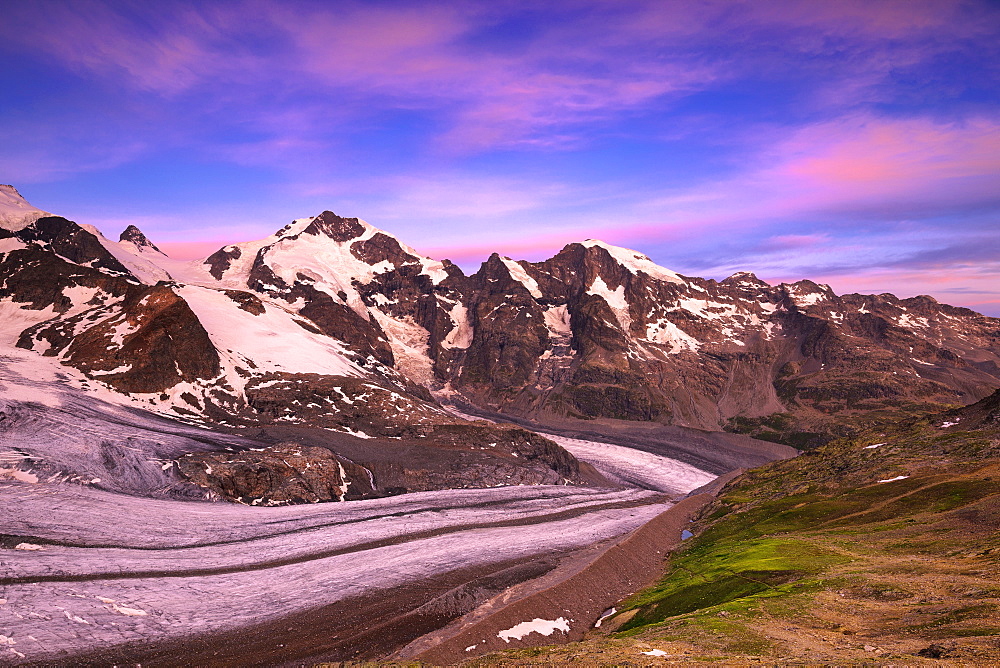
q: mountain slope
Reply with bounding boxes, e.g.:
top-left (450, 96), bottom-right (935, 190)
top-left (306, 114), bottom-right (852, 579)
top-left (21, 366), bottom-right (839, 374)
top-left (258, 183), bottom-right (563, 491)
top-left (470, 389), bottom-right (1000, 664)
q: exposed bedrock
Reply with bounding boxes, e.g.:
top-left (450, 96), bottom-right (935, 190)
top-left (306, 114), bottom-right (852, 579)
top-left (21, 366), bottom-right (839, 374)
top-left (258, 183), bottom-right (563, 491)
top-left (176, 443), bottom-right (375, 505)
top-left (253, 423), bottom-right (603, 497)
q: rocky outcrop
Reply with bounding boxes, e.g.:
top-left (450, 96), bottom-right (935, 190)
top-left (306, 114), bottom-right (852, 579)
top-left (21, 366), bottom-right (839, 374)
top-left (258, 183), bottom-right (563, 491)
top-left (177, 444), bottom-right (375, 504)
top-left (243, 373), bottom-right (461, 437)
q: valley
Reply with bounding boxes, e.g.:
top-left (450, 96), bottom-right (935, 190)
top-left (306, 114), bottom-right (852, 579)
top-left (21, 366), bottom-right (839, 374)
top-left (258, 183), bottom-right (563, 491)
top-left (1, 184), bottom-right (998, 665)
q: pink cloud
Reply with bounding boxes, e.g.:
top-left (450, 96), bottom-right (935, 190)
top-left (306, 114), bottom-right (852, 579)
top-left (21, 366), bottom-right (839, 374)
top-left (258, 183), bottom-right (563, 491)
top-left (3, 1), bottom-right (718, 152)
top-left (767, 233), bottom-right (831, 249)
top-left (600, 114), bottom-right (1000, 246)
top-left (776, 116), bottom-right (1000, 202)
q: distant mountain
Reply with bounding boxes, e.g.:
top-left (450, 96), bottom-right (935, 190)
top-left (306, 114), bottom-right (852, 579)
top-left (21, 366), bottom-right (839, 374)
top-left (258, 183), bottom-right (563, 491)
top-left (2, 186), bottom-right (998, 455)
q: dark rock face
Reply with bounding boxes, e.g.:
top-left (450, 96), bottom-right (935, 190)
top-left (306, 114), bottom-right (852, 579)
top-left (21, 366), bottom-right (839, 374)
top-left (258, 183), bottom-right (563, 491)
top-left (14, 216), bottom-right (133, 276)
top-left (224, 289), bottom-right (265, 315)
top-left (119, 224), bottom-right (164, 254)
top-left (302, 210), bottom-right (366, 241)
top-left (177, 444), bottom-right (375, 504)
top-left (16, 280), bottom-right (221, 394)
top-left (65, 285), bottom-right (221, 394)
top-left (204, 245), bottom-right (241, 279)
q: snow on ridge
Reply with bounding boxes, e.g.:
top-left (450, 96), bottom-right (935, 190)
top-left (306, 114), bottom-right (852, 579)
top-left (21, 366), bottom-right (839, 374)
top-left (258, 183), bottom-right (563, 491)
top-left (0, 185), bottom-right (51, 232)
top-left (581, 239), bottom-right (684, 284)
top-left (785, 282), bottom-right (831, 308)
top-left (499, 256), bottom-right (542, 298)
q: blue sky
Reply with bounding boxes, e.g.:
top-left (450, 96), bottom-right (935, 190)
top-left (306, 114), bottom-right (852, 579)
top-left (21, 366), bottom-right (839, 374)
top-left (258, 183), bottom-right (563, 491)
top-left (2, 0), bottom-right (999, 314)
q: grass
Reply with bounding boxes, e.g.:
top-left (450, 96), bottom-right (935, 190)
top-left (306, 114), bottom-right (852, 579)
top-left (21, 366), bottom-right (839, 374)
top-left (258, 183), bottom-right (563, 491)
top-left (466, 398), bottom-right (1000, 665)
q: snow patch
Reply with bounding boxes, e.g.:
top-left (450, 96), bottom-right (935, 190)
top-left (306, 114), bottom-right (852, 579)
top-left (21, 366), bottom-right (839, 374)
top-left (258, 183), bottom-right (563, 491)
top-left (878, 475), bottom-right (909, 483)
top-left (587, 276), bottom-right (630, 330)
top-left (594, 607), bottom-right (616, 628)
top-left (441, 303), bottom-right (473, 350)
top-left (176, 285), bottom-right (363, 378)
top-left (0, 237), bottom-right (28, 255)
top-left (644, 318), bottom-right (700, 353)
top-left (0, 468), bottom-right (39, 483)
top-left (498, 617), bottom-right (570, 642)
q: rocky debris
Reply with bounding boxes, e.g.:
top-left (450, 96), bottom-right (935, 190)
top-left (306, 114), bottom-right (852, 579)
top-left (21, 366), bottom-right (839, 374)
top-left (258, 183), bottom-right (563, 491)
top-left (938, 387), bottom-right (1000, 430)
top-left (244, 373), bottom-right (459, 437)
top-left (223, 289), bottom-right (265, 315)
top-left (916, 643), bottom-right (953, 659)
top-left (177, 443), bottom-right (375, 504)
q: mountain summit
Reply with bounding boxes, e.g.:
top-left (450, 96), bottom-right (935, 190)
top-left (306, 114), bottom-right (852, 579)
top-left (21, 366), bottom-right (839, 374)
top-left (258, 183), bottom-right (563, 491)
top-left (119, 224), bottom-right (165, 255)
top-left (0, 184), bottom-right (51, 231)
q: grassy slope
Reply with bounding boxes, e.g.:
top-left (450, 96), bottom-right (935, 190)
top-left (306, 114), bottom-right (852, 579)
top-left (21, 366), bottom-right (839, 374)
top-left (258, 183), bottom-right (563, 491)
top-left (466, 396), bottom-right (1000, 665)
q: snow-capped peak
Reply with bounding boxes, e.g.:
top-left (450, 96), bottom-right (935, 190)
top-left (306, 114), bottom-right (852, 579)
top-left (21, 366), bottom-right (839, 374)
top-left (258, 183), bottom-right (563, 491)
top-left (0, 185), bottom-right (51, 232)
top-left (119, 224), bottom-right (165, 255)
top-left (581, 239), bottom-right (684, 284)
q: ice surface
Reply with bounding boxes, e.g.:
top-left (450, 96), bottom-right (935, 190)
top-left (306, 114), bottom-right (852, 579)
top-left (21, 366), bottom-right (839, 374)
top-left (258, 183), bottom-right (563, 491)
top-left (543, 433), bottom-right (715, 495)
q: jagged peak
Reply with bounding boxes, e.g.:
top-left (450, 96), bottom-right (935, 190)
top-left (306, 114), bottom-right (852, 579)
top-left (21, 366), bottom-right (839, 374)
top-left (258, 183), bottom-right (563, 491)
top-left (119, 224), bottom-right (165, 255)
top-left (578, 239), bottom-right (684, 284)
top-left (721, 271), bottom-right (770, 287)
top-left (0, 184), bottom-right (51, 232)
top-left (293, 210), bottom-right (375, 243)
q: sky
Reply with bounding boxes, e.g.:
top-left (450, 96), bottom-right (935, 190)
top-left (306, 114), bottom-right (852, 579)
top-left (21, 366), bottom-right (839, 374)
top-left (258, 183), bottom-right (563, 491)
top-left (2, 0), bottom-right (999, 315)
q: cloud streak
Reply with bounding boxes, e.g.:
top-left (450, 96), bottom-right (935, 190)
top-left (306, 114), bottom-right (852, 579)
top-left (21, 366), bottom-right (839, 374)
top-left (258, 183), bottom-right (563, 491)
top-left (0, 0), bottom-right (997, 315)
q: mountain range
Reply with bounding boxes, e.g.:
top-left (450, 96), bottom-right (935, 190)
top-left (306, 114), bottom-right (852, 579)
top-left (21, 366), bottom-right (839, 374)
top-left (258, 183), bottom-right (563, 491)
top-left (2, 183), bottom-right (999, 665)
top-left (3, 183), bottom-right (998, 448)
